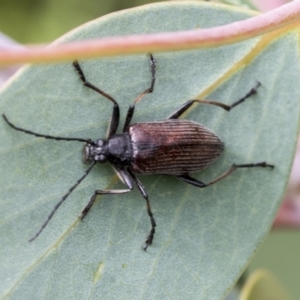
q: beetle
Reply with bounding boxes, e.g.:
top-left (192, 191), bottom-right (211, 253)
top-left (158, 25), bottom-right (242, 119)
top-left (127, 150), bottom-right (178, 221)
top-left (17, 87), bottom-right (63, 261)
top-left (2, 54), bottom-right (273, 250)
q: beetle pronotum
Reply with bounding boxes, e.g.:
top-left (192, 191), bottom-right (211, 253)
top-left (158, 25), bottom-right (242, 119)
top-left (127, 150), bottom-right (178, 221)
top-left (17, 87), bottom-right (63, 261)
top-left (3, 54), bottom-right (273, 250)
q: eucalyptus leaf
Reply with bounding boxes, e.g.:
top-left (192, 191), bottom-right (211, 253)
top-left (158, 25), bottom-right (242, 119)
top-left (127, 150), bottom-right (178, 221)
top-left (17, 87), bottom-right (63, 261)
top-left (1, 2), bottom-right (299, 300)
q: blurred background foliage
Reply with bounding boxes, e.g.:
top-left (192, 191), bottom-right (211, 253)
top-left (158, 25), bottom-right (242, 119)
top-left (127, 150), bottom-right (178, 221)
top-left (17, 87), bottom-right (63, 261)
top-left (0, 0), bottom-right (161, 43)
top-left (248, 231), bottom-right (300, 300)
top-left (1, 0), bottom-right (299, 299)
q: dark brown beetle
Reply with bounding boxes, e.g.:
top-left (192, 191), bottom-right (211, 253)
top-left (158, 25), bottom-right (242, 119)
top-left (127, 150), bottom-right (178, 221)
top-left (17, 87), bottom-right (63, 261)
top-left (2, 54), bottom-right (273, 250)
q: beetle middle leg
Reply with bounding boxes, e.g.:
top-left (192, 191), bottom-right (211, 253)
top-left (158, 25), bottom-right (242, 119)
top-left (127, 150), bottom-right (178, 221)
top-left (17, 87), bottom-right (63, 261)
top-left (168, 82), bottom-right (261, 119)
top-left (127, 168), bottom-right (156, 251)
top-left (79, 166), bottom-right (156, 250)
top-left (176, 162), bottom-right (274, 188)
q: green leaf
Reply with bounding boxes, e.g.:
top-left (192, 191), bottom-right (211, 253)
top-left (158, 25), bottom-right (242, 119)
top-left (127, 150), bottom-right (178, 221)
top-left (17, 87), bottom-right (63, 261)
top-left (0, 2), bottom-right (299, 299)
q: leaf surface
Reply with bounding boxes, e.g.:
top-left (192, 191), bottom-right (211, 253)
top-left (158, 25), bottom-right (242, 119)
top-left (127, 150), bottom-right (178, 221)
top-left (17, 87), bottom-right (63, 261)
top-left (0, 2), bottom-right (299, 299)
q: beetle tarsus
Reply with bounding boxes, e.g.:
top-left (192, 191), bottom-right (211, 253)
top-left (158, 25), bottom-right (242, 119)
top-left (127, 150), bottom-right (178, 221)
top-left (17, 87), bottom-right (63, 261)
top-left (80, 193), bottom-right (98, 220)
top-left (229, 81), bottom-right (261, 110)
top-left (143, 207), bottom-right (156, 251)
top-left (143, 227), bottom-right (155, 251)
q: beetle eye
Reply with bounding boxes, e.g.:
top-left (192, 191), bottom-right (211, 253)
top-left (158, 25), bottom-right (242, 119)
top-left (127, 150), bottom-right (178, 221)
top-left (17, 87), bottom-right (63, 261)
top-left (99, 154), bottom-right (106, 162)
top-left (97, 139), bottom-right (104, 147)
top-left (82, 144), bottom-right (93, 164)
top-left (95, 154), bottom-right (107, 162)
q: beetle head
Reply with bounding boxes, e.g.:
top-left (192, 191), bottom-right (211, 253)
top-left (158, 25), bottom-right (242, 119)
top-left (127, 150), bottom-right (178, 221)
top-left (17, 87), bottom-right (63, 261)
top-left (82, 139), bottom-right (107, 164)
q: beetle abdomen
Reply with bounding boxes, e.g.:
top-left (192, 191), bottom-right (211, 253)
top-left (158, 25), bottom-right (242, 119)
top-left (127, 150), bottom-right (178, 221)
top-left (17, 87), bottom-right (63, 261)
top-left (130, 119), bottom-right (224, 175)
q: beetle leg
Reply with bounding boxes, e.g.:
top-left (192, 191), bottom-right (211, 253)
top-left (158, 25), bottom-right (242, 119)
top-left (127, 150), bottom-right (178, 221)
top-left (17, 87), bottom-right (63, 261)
top-left (168, 100), bottom-right (195, 119)
top-left (80, 188), bottom-right (133, 220)
top-left (80, 167), bottom-right (134, 219)
top-left (80, 167), bottom-right (156, 250)
top-left (122, 105), bottom-right (135, 133)
top-left (175, 174), bottom-right (206, 187)
top-left (176, 162), bottom-right (274, 187)
top-left (132, 53), bottom-right (156, 104)
top-left (168, 82), bottom-right (261, 119)
top-left (73, 60), bottom-right (120, 138)
top-left (123, 54), bottom-right (156, 132)
top-left (127, 169), bottom-right (156, 251)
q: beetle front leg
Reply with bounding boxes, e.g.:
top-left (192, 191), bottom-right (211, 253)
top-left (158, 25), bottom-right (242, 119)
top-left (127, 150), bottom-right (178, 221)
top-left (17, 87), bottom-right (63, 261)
top-left (80, 167), bottom-right (133, 219)
top-left (80, 188), bottom-right (132, 219)
top-left (73, 61), bottom-right (120, 138)
top-left (176, 162), bottom-right (274, 188)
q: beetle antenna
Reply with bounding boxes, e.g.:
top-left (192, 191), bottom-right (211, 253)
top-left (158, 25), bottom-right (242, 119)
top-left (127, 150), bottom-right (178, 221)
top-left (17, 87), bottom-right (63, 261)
top-left (29, 161), bottom-right (97, 242)
top-left (2, 114), bottom-right (91, 143)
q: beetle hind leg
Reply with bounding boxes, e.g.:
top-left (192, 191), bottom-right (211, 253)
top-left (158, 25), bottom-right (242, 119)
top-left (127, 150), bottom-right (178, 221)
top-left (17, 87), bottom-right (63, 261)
top-left (176, 162), bottom-right (274, 188)
top-left (175, 174), bottom-right (206, 187)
